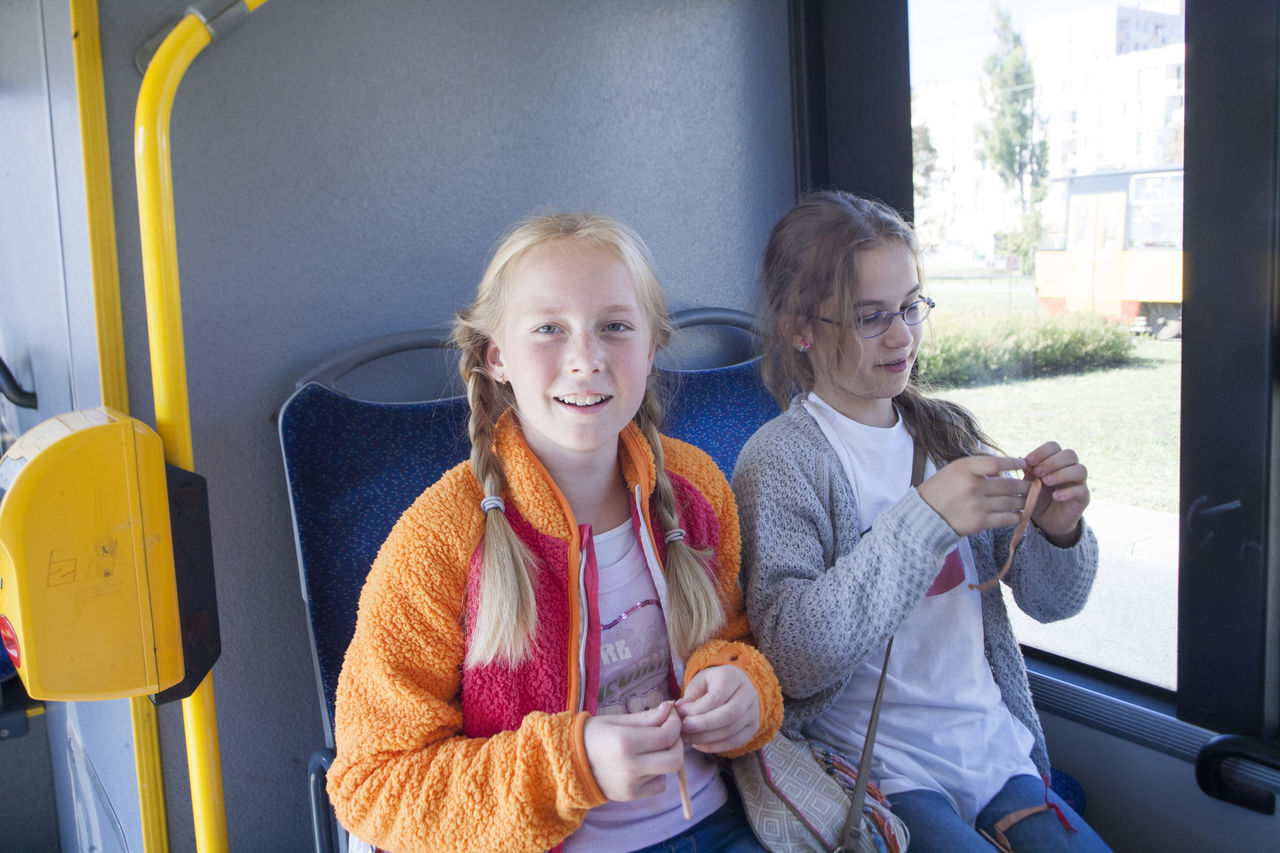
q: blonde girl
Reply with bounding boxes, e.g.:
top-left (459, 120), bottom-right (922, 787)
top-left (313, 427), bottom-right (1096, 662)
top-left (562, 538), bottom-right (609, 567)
top-left (329, 213), bottom-right (782, 853)
top-left (733, 191), bottom-right (1112, 852)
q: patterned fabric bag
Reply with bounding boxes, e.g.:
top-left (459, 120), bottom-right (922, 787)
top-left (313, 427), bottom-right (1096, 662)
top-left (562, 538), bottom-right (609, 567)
top-left (732, 733), bottom-right (908, 853)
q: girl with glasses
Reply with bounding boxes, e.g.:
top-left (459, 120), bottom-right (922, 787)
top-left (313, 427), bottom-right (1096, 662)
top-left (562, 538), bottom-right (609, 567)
top-left (732, 191), bottom-right (1112, 852)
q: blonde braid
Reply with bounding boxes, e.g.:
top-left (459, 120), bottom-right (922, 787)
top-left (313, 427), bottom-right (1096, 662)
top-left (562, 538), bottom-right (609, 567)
top-left (459, 346), bottom-right (539, 668)
top-left (636, 389), bottom-right (726, 660)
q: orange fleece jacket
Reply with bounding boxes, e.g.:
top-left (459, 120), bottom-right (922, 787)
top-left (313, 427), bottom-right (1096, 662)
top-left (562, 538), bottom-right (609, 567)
top-left (328, 414), bottom-right (782, 853)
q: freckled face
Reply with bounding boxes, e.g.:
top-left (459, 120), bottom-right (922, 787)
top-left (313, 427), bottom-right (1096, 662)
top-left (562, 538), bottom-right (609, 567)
top-left (803, 244), bottom-right (922, 427)
top-left (484, 239), bottom-right (655, 472)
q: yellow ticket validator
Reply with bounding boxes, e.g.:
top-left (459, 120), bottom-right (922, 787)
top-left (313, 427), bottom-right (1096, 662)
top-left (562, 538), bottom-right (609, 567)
top-left (0, 407), bottom-right (183, 700)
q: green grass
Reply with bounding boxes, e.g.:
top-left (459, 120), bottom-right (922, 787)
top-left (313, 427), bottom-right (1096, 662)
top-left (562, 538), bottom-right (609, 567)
top-left (934, 338), bottom-right (1181, 512)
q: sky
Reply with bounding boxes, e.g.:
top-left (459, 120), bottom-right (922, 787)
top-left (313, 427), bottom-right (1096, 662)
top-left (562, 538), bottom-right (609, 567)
top-left (908, 0), bottom-right (1183, 86)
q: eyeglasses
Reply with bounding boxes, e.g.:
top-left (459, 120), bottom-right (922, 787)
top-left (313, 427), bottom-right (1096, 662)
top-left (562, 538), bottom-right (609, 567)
top-left (818, 296), bottom-right (936, 339)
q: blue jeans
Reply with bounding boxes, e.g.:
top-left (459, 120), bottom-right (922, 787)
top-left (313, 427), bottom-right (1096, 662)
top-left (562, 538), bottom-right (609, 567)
top-left (889, 774), bottom-right (1113, 853)
top-left (630, 788), bottom-right (767, 853)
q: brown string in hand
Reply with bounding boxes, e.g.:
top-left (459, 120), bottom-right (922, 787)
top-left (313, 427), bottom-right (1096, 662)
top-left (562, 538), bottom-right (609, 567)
top-left (970, 477), bottom-right (1043, 592)
top-left (668, 700), bottom-right (693, 819)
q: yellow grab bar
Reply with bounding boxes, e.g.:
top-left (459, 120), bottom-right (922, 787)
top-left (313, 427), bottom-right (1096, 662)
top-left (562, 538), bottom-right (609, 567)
top-left (135, 14), bottom-right (209, 470)
top-left (134, 2), bottom-right (271, 849)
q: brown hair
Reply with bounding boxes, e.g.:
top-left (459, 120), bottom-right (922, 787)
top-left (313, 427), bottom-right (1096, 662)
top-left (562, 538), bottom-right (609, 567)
top-left (454, 213), bottom-right (724, 667)
top-left (758, 190), bottom-right (996, 464)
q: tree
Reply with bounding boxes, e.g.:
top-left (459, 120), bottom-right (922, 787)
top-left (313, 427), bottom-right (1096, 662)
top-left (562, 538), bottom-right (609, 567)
top-left (913, 121), bottom-right (939, 201)
top-left (976, 5), bottom-right (1048, 263)
top-left (912, 116), bottom-right (944, 251)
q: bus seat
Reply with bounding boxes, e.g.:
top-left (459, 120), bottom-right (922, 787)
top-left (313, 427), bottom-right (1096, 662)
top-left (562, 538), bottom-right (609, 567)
top-left (278, 310), bottom-right (775, 853)
top-left (660, 308), bottom-right (780, 477)
top-left (279, 328), bottom-right (467, 853)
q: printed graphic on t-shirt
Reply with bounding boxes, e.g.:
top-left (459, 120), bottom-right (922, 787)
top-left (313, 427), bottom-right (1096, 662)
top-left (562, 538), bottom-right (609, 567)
top-left (597, 600), bottom-right (671, 716)
top-left (926, 547), bottom-right (965, 596)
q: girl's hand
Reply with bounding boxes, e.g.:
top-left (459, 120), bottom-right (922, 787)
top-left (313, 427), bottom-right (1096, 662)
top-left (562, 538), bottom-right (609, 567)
top-left (1024, 441), bottom-right (1090, 545)
top-left (917, 455), bottom-right (1028, 536)
top-left (675, 665), bottom-right (759, 754)
top-left (583, 702), bottom-right (684, 801)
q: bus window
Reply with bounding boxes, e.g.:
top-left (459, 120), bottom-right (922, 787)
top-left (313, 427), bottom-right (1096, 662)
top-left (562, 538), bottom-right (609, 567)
top-left (1126, 171), bottom-right (1183, 249)
top-left (1069, 198), bottom-right (1092, 251)
top-left (911, 1), bottom-right (1183, 691)
top-left (1040, 181), bottom-right (1068, 250)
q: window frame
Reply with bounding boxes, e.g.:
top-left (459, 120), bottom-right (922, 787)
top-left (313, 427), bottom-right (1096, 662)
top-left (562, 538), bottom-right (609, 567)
top-left (1176, 0), bottom-right (1279, 741)
top-left (800, 0), bottom-right (1279, 757)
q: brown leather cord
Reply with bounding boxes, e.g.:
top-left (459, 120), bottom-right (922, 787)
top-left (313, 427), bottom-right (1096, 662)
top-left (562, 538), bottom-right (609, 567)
top-left (970, 477), bottom-right (1043, 593)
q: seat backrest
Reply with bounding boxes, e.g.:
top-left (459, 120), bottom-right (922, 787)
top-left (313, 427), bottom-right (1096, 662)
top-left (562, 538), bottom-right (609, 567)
top-left (659, 308), bottom-right (780, 475)
top-left (279, 331), bottom-right (468, 743)
top-left (658, 359), bottom-right (779, 476)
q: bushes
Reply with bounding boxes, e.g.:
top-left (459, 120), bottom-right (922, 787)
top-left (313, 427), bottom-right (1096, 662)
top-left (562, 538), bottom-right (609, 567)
top-left (917, 310), bottom-right (1135, 388)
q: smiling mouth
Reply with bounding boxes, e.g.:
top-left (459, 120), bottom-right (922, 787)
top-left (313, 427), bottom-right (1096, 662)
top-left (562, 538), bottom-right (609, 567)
top-left (555, 394), bottom-right (611, 407)
top-left (879, 355), bottom-right (914, 372)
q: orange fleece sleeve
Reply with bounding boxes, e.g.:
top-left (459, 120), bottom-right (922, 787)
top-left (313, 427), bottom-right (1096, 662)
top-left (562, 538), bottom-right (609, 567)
top-left (327, 465), bottom-right (604, 853)
top-left (664, 438), bottom-right (784, 757)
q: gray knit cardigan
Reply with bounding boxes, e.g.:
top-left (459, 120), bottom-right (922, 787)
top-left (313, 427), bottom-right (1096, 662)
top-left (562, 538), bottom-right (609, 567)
top-left (731, 399), bottom-right (1099, 776)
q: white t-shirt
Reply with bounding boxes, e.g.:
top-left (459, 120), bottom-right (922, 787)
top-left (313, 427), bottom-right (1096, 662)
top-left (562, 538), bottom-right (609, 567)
top-left (563, 521), bottom-right (726, 852)
top-left (800, 393), bottom-right (1039, 823)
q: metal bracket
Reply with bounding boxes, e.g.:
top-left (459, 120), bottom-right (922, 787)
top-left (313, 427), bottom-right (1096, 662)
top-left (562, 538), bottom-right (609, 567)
top-left (134, 1), bottom-right (251, 75)
top-left (1184, 494), bottom-right (1243, 557)
top-left (0, 355), bottom-right (36, 409)
top-left (187, 0), bottom-right (250, 40)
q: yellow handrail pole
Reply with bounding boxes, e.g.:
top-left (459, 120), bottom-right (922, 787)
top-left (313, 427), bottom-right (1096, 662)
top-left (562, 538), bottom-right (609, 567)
top-left (71, 0), bottom-right (130, 409)
top-left (135, 3), bottom-right (272, 848)
top-left (69, 0), bottom-right (170, 848)
top-left (134, 13), bottom-right (222, 853)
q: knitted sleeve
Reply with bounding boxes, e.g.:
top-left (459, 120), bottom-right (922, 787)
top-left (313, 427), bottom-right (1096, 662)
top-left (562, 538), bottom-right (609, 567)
top-left (977, 517), bottom-right (1100, 622)
top-left (662, 436), bottom-right (784, 756)
top-left (327, 464), bottom-right (605, 853)
top-left (731, 409), bottom-right (958, 708)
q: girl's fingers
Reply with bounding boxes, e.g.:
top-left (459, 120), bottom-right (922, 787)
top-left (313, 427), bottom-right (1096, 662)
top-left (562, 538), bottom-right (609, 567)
top-left (1024, 441), bottom-right (1061, 469)
top-left (981, 477), bottom-right (1030, 499)
top-left (676, 666), bottom-right (746, 718)
top-left (968, 455), bottom-right (1027, 477)
top-left (985, 509), bottom-right (1025, 530)
top-left (607, 702), bottom-right (678, 729)
top-left (583, 704), bottom-right (686, 801)
top-left (1026, 444), bottom-right (1086, 484)
top-left (992, 496), bottom-right (1029, 514)
top-left (680, 697), bottom-right (741, 737)
top-left (688, 714), bottom-right (758, 754)
top-left (676, 666), bottom-right (760, 754)
top-left (1040, 462), bottom-right (1088, 490)
top-left (1046, 483), bottom-right (1090, 511)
